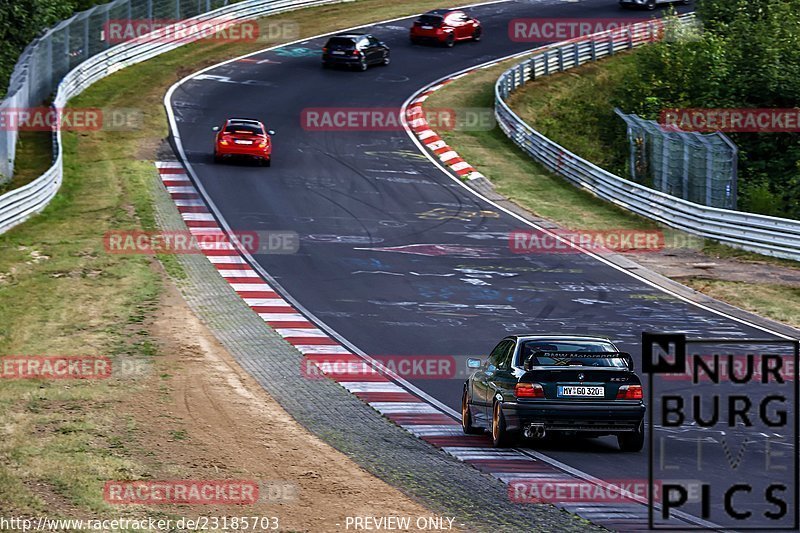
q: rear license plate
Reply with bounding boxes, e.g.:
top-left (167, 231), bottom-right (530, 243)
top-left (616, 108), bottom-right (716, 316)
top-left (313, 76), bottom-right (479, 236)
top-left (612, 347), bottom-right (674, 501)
top-left (421, 25), bottom-right (433, 29)
top-left (558, 386), bottom-right (604, 397)
top-left (234, 140), bottom-right (253, 145)
top-left (331, 50), bottom-right (345, 55)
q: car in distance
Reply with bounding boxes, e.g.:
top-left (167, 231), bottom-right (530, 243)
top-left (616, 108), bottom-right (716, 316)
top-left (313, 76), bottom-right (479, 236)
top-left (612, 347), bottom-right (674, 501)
top-left (619, 0), bottom-right (690, 10)
top-left (213, 118), bottom-right (275, 166)
top-left (410, 9), bottom-right (482, 47)
top-left (321, 33), bottom-right (390, 70)
top-left (462, 335), bottom-right (645, 451)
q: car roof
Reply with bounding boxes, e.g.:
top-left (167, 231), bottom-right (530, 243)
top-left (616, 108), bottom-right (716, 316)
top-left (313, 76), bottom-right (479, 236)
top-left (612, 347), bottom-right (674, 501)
top-left (227, 118), bottom-right (262, 125)
top-left (506, 335), bottom-right (614, 343)
top-left (424, 9), bottom-right (460, 16)
top-left (331, 33), bottom-right (369, 39)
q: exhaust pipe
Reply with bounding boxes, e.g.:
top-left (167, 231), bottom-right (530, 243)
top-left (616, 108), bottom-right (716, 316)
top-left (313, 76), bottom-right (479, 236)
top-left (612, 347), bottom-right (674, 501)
top-left (524, 423), bottom-right (546, 439)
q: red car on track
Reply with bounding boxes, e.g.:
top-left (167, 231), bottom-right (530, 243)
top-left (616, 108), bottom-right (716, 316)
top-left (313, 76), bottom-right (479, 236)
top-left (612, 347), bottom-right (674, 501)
top-left (213, 118), bottom-right (275, 166)
top-left (410, 9), bottom-right (482, 47)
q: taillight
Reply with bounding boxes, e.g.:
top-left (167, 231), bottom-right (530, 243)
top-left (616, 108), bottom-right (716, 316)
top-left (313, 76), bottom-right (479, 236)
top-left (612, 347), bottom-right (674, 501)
top-left (616, 385), bottom-right (643, 400)
top-left (219, 135), bottom-right (230, 146)
top-left (258, 140), bottom-right (267, 148)
top-left (352, 49), bottom-right (361, 56)
top-left (515, 383), bottom-right (544, 398)
top-left (322, 47), bottom-right (328, 53)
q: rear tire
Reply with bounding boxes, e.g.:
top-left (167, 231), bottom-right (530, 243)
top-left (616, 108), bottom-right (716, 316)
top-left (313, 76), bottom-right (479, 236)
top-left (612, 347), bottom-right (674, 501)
top-left (358, 58), bottom-right (368, 71)
top-left (462, 389), bottom-right (483, 435)
top-left (214, 154), bottom-right (223, 164)
top-left (492, 401), bottom-right (514, 447)
top-left (444, 34), bottom-right (455, 48)
top-left (263, 158), bottom-right (271, 167)
top-left (472, 27), bottom-right (482, 42)
top-left (618, 423), bottom-right (644, 452)
top-left (382, 53), bottom-right (391, 66)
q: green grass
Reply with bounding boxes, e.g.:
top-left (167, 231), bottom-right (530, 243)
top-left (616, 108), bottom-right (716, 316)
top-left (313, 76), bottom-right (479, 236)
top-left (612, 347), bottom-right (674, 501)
top-left (505, 53), bottom-right (636, 177)
top-left (0, 131), bottom-right (53, 194)
top-left (0, 0), bottom-right (456, 517)
top-left (682, 280), bottom-right (800, 329)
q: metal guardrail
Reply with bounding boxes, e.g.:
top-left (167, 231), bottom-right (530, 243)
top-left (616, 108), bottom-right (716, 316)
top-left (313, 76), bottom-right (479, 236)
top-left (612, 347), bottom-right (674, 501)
top-left (0, 0), bottom-right (346, 235)
top-left (495, 14), bottom-right (800, 262)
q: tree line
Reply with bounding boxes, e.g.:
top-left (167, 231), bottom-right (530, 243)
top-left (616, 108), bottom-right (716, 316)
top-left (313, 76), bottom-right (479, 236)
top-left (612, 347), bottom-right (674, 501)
top-left (613, 0), bottom-right (800, 217)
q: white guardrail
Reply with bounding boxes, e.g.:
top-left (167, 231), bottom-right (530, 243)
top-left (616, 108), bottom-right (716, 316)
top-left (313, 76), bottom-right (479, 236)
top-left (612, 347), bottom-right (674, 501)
top-left (495, 14), bottom-right (800, 261)
top-left (0, 0), bottom-right (346, 235)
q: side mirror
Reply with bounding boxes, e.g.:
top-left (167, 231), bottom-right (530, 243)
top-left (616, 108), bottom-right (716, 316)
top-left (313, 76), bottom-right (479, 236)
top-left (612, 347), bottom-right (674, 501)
top-left (467, 358), bottom-right (481, 370)
top-left (212, 126), bottom-right (219, 132)
top-left (267, 129), bottom-right (276, 135)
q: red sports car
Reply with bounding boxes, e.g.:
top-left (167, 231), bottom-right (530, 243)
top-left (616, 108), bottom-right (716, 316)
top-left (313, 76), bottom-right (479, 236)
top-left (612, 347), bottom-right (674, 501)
top-left (410, 9), bottom-right (482, 47)
top-left (213, 118), bottom-right (274, 166)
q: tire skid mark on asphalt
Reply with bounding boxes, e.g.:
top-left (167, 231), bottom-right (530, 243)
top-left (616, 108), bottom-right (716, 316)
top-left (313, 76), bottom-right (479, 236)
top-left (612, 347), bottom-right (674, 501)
top-left (156, 161), bottom-right (669, 530)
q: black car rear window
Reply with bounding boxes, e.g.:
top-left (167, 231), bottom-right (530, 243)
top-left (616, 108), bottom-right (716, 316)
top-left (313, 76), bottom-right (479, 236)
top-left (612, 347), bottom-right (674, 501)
top-left (520, 341), bottom-right (626, 367)
top-left (327, 37), bottom-right (356, 47)
top-left (418, 15), bottom-right (444, 26)
top-left (224, 125), bottom-right (262, 134)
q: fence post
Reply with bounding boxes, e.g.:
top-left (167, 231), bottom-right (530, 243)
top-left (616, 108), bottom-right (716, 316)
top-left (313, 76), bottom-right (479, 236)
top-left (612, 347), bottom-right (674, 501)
top-left (558, 47), bottom-right (564, 71)
top-left (574, 42), bottom-right (579, 66)
top-left (147, 0), bottom-right (153, 20)
top-left (590, 39), bottom-right (596, 61)
top-left (176, 0), bottom-right (181, 19)
top-left (705, 140), bottom-right (714, 207)
top-left (543, 51), bottom-right (549, 75)
top-left (608, 33), bottom-right (615, 55)
top-left (84, 15), bottom-right (91, 56)
top-left (529, 56), bottom-right (536, 81)
top-left (682, 138), bottom-right (690, 201)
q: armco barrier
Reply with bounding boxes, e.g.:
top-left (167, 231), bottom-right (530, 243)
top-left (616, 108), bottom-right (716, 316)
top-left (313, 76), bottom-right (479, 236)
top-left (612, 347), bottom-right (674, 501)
top-left (0, 0), bottom-right (345, 235)
top-left (495, 14), bottom-right (800, 261)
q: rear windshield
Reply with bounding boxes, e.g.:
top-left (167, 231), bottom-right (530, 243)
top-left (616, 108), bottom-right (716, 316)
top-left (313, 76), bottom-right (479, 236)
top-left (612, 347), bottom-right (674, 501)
top-left (520, 341), bottom-right (626, 367)
top-left (224, 125), bottom-right (262, 134)
top-left (418, 15), bottom-right (444, 26)
top-left (326, 37), bottom-right (356, 47)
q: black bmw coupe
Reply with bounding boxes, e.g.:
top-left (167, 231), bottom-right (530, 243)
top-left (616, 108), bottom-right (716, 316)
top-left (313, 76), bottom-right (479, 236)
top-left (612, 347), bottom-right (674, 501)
top-left (462, 335), bottom-right (645, 450)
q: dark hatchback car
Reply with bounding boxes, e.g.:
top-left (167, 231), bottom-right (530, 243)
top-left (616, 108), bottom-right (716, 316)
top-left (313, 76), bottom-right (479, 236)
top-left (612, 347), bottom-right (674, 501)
top-left (321, 33), bottom-right (390, 70)
top-left (462, 335), bottom-right (645, 451)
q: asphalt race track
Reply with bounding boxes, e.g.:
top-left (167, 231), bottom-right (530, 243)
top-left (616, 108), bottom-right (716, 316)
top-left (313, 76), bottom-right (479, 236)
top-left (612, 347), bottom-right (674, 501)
top-left (168, 0), bottom-right (795, 528)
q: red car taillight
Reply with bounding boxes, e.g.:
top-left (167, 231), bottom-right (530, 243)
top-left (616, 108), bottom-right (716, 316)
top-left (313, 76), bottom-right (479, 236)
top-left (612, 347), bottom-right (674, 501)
top-left (258, 140), bottom-right (268, 148)
top-left (219, 135), bottom-right (231, 146)
top-left (515, 383), bottom-right (544, 398)
top-left (616, 385), bottom-right (643, 400)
